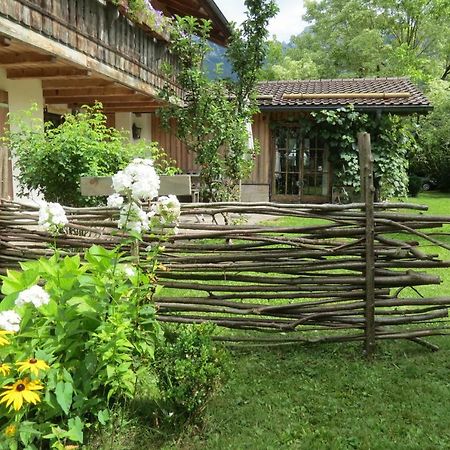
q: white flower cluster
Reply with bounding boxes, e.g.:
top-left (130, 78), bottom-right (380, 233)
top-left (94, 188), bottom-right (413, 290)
top-left (150, 195), bottom-right (181, 226)
top-left (16, 285), bottom-right (50, 308)
top-left (109, 159), bottom-right (182, 235)
top-left (107, 193), bottom-right (124, 208)
top-left (0, 310), bottom-right (21, 332)
top-left (39, 201), bottom-right (68, 234)
top-left (111, 158), bottom-right (160, 201)
top-left (118, 202), bottom-right (149, 234)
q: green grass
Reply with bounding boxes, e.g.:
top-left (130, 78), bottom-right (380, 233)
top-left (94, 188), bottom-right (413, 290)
top-left (166, 193), bottom-right (450, 450)
top-left (91, 193), bottom-right (450, 449)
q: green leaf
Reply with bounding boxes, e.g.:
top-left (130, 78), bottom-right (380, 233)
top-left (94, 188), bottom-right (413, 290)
top-left (66, 416), bottom-right (84, 444)
top-left (97, 409), bottom-right (110, 425)
top-left (55, 381), bottom-right (73, 415)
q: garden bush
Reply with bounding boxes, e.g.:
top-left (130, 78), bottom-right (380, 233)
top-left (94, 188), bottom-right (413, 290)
top-left (0, 159), bottom-right (168, 448)
top-left (4, 103), bottom-right (179, 207)
top-left (152, 324), bottom-right (229, 426)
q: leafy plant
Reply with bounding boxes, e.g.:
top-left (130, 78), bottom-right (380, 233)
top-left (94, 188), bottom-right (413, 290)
top-left (294, 106), bottom-right (414, 200)
top-left (4, 104), bottom-right (179, 206)
top-left (159, 1), bottom-right (278, 201)
top-left (412, 80), bottom-right (450, 190)
top-left (0, 246), bottom-right (163, 448)
top-left (152, 324), bottom-right (228, 425)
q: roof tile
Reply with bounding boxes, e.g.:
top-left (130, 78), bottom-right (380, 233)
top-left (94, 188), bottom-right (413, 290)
top-left (256, 77), bottom-right (431, 111)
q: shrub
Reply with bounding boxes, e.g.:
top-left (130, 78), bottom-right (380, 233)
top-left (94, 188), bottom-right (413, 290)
top-left (4, 103), bottom-right (179, 206)
top-left (152, 324), bottom-right (228, 425)
top-left (412, 80), bottom-right (450, 191)
top-left (0, 159), bottom-right (184, 448)
top-left (408, 174), bottom-right (422, 197)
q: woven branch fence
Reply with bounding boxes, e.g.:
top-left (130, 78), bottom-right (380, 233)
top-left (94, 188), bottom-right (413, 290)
top-left (1, 196), bottom-right (450, 353)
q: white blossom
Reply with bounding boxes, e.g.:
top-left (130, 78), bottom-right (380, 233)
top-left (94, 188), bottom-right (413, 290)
top-left (38, 201), bottom-right (68, 233)
top-left (118, 203), bottom-right (149, 233)
top-left (113, 159), bottom-right (160, 200)
top-left (16, 285), bottom-right (50, 308)
top-left (152, 195), bottom-right (181, 225)
top-left (0, 310), bottom-right (21, 332)
top-left (112, 171), bottom-right (132, 193)
top-left (107, 193), bottom-right (124, 208)
top-left (123, 265), bottom-right (135, 277)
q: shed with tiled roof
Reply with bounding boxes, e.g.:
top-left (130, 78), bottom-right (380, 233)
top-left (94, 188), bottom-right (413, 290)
top-left (238, 77), bottom-right (431, 203)
top-left (256, 78), bottom-right (431, 112)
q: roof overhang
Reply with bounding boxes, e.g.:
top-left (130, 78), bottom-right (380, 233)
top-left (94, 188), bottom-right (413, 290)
top-left (157, 0), bottom-right (230, 46)
top-left (259, 105), bottom-right (433, 114)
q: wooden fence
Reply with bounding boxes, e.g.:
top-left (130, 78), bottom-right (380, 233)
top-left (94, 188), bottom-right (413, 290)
top-left (1, 196), bottom-right (450, 354)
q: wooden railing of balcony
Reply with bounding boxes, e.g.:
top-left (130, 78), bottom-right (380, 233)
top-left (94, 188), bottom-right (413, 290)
top-left (0, 0), bottom-right (179, 96)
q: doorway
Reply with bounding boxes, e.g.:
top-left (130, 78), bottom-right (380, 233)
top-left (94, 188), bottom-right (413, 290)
top-left (271, 125), bottom-right (330, 202)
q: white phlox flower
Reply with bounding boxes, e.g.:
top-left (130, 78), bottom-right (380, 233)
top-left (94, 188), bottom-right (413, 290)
top-left (38, 201), bottom-right (68, 233)
top-left (152, 195), bottom-right (181, 225)
top-left (16, 285), bottom-right (50, 308)
top-left (112, 171), bottom-right (132, 193)
top-left (118, 202), bottom-right (149, 233)
top-left (0, 310), bottom-right (21, 332)
top-left (113, 159), bottom-right (160, 200)
top-left (107, 193), bottom-right (124, 208)
top-left (123, 265), bottom-right (136, 278)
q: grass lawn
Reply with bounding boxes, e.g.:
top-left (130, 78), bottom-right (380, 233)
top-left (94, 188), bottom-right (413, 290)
top-left (162, 192), bottom-right (450, 450)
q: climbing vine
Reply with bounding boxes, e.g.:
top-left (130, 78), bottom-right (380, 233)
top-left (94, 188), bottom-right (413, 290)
top-left (295, 106), bottom-right (415, 200)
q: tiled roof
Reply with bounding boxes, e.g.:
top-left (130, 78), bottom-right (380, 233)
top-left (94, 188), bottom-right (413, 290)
top-left (256, 77), bottom-right (431, 112)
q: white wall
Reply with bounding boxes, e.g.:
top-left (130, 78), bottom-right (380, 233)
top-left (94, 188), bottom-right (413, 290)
top-left (115, 112), bottom-right (152, 142)
top-left (0, 68), bottom-right (44, 200)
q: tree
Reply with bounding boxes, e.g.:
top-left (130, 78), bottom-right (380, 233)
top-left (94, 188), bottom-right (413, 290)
top-left (411, 80), bottom-right (450, 189)
top-left (262, 0), bottom-right (450, 82)
top-left (159, 0), bottom-right (278, 201)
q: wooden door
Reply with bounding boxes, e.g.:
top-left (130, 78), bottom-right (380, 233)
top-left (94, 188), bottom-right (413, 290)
top-left (271, 125), bottom-right (330, 203)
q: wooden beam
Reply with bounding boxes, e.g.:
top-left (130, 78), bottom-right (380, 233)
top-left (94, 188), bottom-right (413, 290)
top-left (0, 52), bottom-right (56, 67)
top-left (0, 36), bottom-right (11, 47)
top-left (0, 16), bottom-right (160, 98)
top-left (101, 101), bottom-right (161, 108)
top-left (42, 78), bottom-right (116, 89)
top-left (103, 107), bottom-right (160, 113)
top-left (44, 87), bottom-right (135, 97)
top-left (7, 67), bottom-right (90, 79)
top-left (45, 95), bottom-right (151, 104)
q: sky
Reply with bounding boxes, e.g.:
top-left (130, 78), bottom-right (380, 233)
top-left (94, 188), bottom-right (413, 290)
top-left (214, 0), bottom-right (307, 42)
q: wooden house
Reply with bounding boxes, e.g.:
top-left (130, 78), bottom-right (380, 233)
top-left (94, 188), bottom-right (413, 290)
top-left (156, 77), bottom-right (432, 202)
top-left (0, 0), bottom-right (229, 199)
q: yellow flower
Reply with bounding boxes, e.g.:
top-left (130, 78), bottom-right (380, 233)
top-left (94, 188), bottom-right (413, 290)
top-left (0, 363), bottom-right (11, 376)
top-left (16, 358), bottom-right (50, 376)
top-left (0, 378), bottom-right (43, 411)
top-left (0, 331), bottom-right (12, 346)
top-left (4, 424), bottom-right (16, 437)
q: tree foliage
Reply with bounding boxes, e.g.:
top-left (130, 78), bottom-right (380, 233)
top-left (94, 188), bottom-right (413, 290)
top-left (262, 0), bottom-right (450, 82)
top-left (411, 80), bottom-right (450, 189)
top-left (159, 1), bottom-right (278, 201)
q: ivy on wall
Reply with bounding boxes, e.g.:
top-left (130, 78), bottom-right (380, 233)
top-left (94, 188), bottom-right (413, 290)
top-left (293, 106), bottom-right (416, 200)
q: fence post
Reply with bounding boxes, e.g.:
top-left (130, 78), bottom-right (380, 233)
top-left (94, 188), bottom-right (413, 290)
top-left (358, 132), bottom-right (376, 358)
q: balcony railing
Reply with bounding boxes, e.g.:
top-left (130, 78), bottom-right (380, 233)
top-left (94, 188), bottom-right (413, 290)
top-left (0, 0), bottom-right (179, 93)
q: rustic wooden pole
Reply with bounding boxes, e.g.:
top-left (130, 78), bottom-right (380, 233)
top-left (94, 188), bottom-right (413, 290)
top-left (358, 132), bottom-right (376, 358)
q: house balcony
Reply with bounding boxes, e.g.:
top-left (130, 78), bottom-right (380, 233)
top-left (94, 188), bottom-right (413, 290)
top-left (0, 0), bottom-right (182, 113)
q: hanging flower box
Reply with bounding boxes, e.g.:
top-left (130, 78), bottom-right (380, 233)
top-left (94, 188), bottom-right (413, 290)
top-left (108, 0), bottom-right (173, 42)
